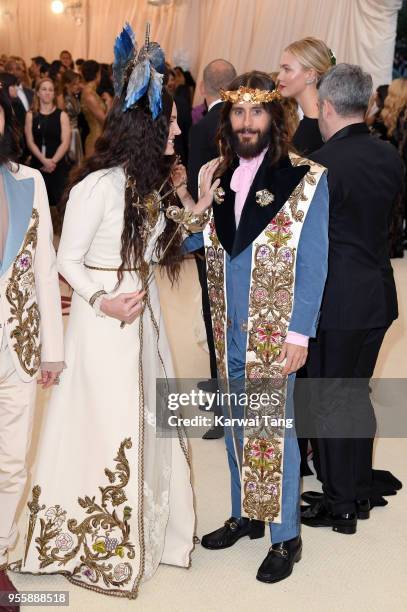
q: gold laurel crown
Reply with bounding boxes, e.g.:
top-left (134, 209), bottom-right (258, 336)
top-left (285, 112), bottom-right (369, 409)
top-left (220, 85), bottom-right (281, 104)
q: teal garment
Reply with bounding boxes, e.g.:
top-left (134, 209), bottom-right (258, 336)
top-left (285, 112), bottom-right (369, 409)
top-left (0, 165), bottom-right (34, 276)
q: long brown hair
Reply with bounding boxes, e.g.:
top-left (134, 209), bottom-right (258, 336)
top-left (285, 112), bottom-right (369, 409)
top-left (216, 71), bottom-right (292, 176)
top-left (62, 89), bottom-right (182, 284)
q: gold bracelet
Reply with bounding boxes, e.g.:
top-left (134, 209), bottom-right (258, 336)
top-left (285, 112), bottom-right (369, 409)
top-left (89, 289), bottom-right (107, 307)
top-left (166, 205), bottom-right (210, 233)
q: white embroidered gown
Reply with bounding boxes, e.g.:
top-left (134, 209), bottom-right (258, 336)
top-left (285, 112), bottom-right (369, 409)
top-left (16, 168), bottom-right (195, 598)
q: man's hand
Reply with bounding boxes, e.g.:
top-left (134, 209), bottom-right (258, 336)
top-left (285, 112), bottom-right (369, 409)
top-left (277, 342), bottom-right (308, 375)
top-left (100, 290), bottom-right (146, 324)
top-left (38, 370), bottom-right (61, 389)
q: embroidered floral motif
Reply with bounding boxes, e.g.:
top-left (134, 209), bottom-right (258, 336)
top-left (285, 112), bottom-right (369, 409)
top-left (205, 218), bottom-right (227, 379)
top-left (25, 438), bottom-right (135, 589)
top-left (55, 533), bottom-right (74, 551)
top-left (242, 435), bottom-right (283, 521)
top-left (5, 209), bottom-right (40, 376)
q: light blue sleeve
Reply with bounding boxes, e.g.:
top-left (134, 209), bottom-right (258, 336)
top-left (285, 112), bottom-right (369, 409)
top-left (288, 173), bottom-right (329, 337)
top-left (182, 232), bottom-right (204, 253)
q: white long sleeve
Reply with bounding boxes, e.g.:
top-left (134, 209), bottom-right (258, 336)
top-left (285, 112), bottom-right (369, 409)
top-left (33, 171), bottom-right (65, 363)
top-left (57, 171), bottom-right (107, 303)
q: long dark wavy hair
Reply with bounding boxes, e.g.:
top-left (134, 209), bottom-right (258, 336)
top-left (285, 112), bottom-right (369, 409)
top-left (0, 88), bottom-right (21, 166)
top-left (216, 71), bottom-right (292, 177)
top-left (62, 88), bottom-right (182, 285)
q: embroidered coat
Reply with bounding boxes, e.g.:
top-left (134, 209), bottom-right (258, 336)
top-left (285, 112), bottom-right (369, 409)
top-left (0, 164), bottom-right (64, 381)
top-left (184, 151), bottom-right (329, 521)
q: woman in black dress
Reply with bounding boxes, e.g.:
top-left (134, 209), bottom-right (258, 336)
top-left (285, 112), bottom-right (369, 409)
top-left (278, 36), bottom-right (333, 155)
top-left (25, 77), bottom-right (71, 209)
top-left (277, 37), bottom-right (334, 477)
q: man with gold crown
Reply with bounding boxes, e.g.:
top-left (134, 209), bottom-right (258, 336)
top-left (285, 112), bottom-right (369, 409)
top-left (180, 70), bottom-right (329, 583)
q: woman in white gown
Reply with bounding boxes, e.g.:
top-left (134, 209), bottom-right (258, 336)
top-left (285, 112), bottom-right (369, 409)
top-left (12, 29), bottom-right (218, 599)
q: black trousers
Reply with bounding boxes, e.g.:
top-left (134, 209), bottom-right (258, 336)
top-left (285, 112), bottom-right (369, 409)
top-left (307, 327), bottom-right (388, 514)
top-left (194, 248), bottom-right (218, 379)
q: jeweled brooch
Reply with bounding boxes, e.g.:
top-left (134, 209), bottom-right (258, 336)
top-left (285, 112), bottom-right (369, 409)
top-left (213, 186), bottom-right (225, 205)
top-left (256, 189), bottom-right (274, 207)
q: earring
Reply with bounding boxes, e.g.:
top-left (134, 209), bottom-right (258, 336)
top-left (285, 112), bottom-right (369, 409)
top-left (306, 78), bottom-right (315, 85)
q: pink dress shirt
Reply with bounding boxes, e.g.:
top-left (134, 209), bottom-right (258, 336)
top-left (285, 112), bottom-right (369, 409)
top-left (230, 150), bottom-right (309, 348)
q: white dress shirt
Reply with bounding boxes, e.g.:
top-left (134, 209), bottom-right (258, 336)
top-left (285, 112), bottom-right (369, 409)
top-left (16, 84), bottom-right (30, 111)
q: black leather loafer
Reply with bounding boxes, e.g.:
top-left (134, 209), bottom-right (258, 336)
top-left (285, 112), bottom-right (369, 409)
top-left (202, 425), bottom-right (224, 439)
top-left (301, 502), bottom-right (357, 534)
top-left (256, 536), bottom-right (302, 583)
top-left (201, 517), bottom-right (265, 549)
top-left (302, 492), bottom-right (370, 520)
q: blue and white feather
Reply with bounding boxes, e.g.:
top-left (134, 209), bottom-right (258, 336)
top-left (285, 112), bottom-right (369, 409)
top-left (113, 23), bottom-right (136, 97)
top-left (113, 22), bottom-right (165, 119)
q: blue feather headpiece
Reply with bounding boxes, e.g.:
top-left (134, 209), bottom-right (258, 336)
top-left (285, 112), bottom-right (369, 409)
top-left (113, 22), bottom-right (165, 120)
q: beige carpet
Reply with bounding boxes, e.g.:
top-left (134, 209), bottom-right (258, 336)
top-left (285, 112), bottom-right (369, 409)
top-left (9, 257), bottom-right (407, 612)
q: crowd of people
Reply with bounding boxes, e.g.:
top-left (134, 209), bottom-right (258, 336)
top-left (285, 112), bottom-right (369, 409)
top-left (0, 28), bottom-right (405, 610)
top-left (1, 48), bottom-right (406, 254)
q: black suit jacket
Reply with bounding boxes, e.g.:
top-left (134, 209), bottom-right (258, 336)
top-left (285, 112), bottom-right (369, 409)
top-left (23, 87), bottom-right (34, 108)
top-left (187, 102), bottom-right (223, 200)
top-left (311, 123), bottom-right (403, 330)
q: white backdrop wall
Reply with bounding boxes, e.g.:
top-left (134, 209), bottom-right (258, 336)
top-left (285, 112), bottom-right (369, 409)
top-left (0, 0), bottom-right (402, 93)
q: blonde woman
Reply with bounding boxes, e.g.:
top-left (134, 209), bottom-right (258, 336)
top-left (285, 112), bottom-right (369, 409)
top-left (381, 77), bottom-right (407, 139)
top-left (57, 70), bottom-right (84, 164)
top-left (270, 71), bottom-right (299, 140)
top-left (25, 77), bottom-right (71, 211)
top-left (278, 36), bottom-right (333, 155)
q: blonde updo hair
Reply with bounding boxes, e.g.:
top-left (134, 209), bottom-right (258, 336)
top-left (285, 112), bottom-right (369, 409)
top-left (381, 78), bottom-right (407, 137)
top-left (284, 36), bottom-right (333, 81)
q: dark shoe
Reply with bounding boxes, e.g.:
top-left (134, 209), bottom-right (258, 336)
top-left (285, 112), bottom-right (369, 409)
top-left (356, 499), bottom-right (370, 520)
top-left (302, 492), bottom-right (370, 520)
top-left (301, 501), bottom-right (357, 534)
top-left (201, 517), bottom-right (264, 549)
top-left (256, 536), bottom-right (302, 583)
top-left (197, 379), bottom-right (218, 393)
top-left (202, 425), bottom-right (224, 439)
top-left (198, 402), bottom-right (212, 412)
top-left (301, 490), bottom-right (323, 505)
top-left (0, 567), bottom-right (19, 612)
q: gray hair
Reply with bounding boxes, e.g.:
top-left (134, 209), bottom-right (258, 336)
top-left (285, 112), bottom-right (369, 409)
top-left (317, 63), bottom-right (373, 117)
top-left (203, 59), bottom-right (237, 97)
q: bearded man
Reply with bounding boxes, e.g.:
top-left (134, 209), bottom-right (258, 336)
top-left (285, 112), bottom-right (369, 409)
top-left (183, 71), bottom-right (329, 583)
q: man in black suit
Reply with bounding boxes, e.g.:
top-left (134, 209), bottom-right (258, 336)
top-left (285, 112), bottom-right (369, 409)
top-left (5, 59), bottom-right (34, 110)
top-left (187, 59), bottom-right (236, 439)
top-left (301, 64), bottom-right (403, 534)
top-left (188, 60), bottom-right (237, 200)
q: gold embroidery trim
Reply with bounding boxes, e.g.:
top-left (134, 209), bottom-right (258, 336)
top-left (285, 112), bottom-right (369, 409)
top-left (205, 217), bottom-right (227, 379)
top-left (85, 264), bottom-right (137, 272)
top-left (5, 209), bottom-right (41, 376)
top-left (24, 439), bottom-right (136, 593)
